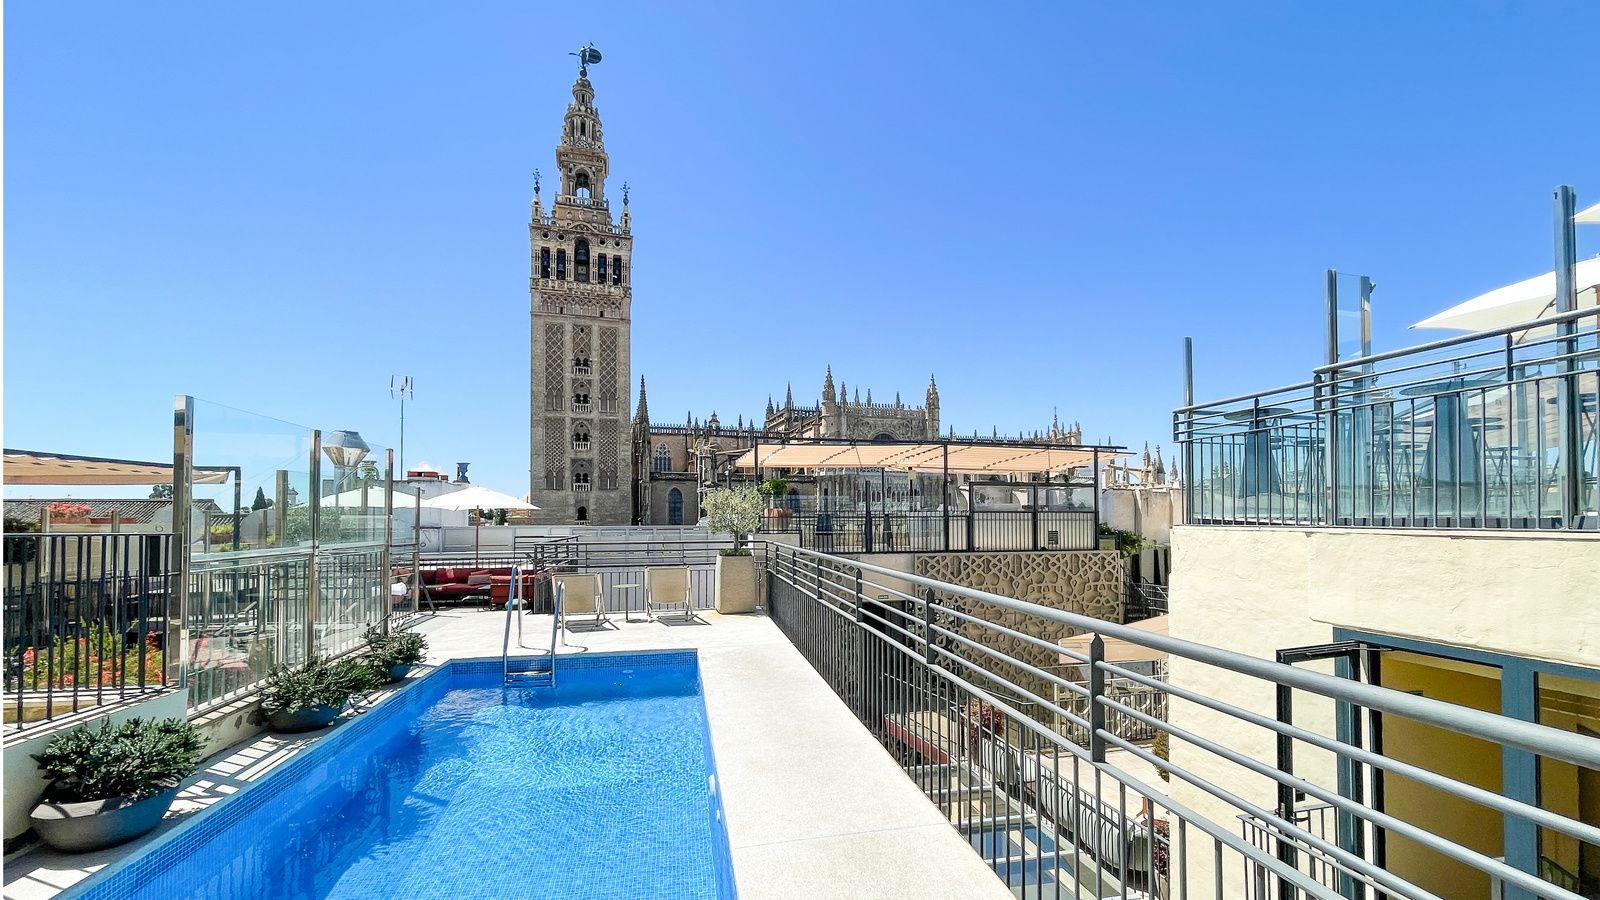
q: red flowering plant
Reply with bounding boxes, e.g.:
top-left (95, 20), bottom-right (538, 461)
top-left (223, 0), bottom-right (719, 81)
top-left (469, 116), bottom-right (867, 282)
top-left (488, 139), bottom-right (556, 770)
top-left (45, 502), bottom-right (92, 521)
top-left (18, 623), bottom-right (164, 690)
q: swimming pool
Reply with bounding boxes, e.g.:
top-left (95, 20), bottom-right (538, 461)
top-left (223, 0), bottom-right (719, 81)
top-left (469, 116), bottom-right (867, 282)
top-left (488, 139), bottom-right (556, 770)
top-left (70, 651), bottom-right (738, 900)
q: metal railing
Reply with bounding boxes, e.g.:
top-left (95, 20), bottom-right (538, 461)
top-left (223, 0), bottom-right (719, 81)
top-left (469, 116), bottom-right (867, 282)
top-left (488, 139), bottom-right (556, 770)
top-left (1176, 305), bottom-right (1600, 530)
top-left (768, 509), bottom-right (1097, 554)
top-left (762, 541), bottom-right (1600, 899)
top-left (4, 533), bottom-right (176, 731)
top-left (1127, 581), bottom-right (1169, 623)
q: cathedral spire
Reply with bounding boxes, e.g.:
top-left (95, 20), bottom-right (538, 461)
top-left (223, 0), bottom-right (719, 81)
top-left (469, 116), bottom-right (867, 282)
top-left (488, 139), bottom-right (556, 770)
top-left (822, 366), bottom-right (836, 405)
top-left (634, 376), bottom-right (649, 425)
top-left (785, 383), bottom-right (794, 410)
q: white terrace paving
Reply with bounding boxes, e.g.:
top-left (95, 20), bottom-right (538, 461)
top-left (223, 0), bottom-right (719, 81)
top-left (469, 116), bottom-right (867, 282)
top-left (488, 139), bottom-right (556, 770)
top-left (4, 608), bottom-right (1010, 900)
top-left (422, 607), bottom-right (1012, 900)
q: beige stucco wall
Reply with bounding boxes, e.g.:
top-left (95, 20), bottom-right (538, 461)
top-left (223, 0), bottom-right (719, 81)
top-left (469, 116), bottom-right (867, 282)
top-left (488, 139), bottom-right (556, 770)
top-left (1165, 525), bottom-right (1600, 896)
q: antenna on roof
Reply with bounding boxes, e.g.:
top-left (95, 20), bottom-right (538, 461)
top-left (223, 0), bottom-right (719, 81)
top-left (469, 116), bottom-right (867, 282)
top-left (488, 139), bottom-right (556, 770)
top-left (391, 375), bottom-right (413, 476)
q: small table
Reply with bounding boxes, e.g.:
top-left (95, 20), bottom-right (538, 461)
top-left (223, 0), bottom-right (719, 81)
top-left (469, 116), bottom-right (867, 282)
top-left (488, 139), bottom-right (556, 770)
top-left (1223, 406), bottom-right (1294, 496)
top-left (612, 583), bottom-right (641, 623)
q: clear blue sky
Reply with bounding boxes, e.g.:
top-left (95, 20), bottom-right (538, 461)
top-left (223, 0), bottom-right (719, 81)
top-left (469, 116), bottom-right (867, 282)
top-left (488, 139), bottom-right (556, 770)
top-left (7, 2), bottom-right (1599, 498)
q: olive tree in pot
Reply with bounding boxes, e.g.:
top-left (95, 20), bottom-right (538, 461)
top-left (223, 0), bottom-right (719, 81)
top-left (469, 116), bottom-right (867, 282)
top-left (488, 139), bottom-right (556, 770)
top-left (260, 655), bottom-right (377, 733)
top-left (703, 485), bottom-right (765, 614)
top-left (29, 717), bottom-right (204, 852)
top-left (362, 625), bottom-right (429, 684)
top-left (758, 477), bottom-right (792, 529)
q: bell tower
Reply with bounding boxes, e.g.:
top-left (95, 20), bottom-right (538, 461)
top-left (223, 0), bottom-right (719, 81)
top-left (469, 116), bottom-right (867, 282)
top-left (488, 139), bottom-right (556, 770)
top-left (529, 46), bottom-right (634, 525)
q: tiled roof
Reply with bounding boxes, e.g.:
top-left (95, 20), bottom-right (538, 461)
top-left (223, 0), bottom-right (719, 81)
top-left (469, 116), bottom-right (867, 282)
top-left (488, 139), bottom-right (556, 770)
top-left (3, 498), bottom-right (225, 525)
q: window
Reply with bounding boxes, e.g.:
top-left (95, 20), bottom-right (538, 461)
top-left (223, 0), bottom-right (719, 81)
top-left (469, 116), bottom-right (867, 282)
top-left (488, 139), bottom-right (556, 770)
top-left (556, 249), bottom-right (566, 280)
top-left (572, 471), bottom-right (592, 491)
top-left (539, 247), bottom-right (551, 279)
top-left (572, 356), bottom-right (591, 375)
top-left (576, 506), bottom-right (587, 522)
top-left (597, 254), bottom-right (608, 282)
top-left (573, 393), bottom-right (591, 411)
top-left (653, 444), bottom-right (671, 473)
top-left (573, 425), bottom-right (590, 451)
top-left (612, 257), bottom-right (624, 285)
top-left (575, 171), bottom-right (591, 199)
top-left (668, 488), bottom-right (683, 525)
top-left (575, 239), bottom-right (590, 283)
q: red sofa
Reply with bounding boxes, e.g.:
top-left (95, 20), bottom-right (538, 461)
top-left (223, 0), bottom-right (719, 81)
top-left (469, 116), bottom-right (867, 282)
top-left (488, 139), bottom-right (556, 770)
top-left (417, 567), bottom-right (547, 608)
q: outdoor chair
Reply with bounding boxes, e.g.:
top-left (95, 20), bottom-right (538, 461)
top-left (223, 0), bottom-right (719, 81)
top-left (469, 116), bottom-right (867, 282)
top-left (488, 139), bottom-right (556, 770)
top-left (552, 574), bottom-right (609, 632)
top-left (643, 567), bottom-right (693, 621)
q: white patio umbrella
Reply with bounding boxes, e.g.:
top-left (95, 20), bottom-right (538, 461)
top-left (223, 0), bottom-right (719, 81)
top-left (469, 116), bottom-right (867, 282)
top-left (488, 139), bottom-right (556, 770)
top-left (423, 486), bottom-right (538, 564)
top-left (1410, 257), bottom-right (1600, 334)
top-left (421, 486), bottom-right (539, 511)
top-left (320, 486), bottom-right (425, 508)
top-left (1576, 201), bottom-right (1600, 225)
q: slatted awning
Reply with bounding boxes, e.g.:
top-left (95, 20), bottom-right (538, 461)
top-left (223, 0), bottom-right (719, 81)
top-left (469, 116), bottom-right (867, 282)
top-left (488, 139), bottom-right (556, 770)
top-left (732, 441), bottom-right (1122, 475)
top-left (3, 449), bottom-right (233, 485)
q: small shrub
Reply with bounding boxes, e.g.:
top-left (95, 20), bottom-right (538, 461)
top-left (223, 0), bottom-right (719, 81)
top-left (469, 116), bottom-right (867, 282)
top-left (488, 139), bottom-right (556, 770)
top-left (33, 717), bottom-right (203, 803)
top-left (261, 655), bottom-right (374, 714)
top-left (1153, 729), bottom-right (1171, 782)
top-left (361, 625), bottom-right (427, 677)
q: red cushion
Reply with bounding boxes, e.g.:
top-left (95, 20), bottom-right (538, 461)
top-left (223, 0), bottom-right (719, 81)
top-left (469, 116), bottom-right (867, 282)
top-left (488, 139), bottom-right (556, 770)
top-left (420, 569), bottom-right (441, 585)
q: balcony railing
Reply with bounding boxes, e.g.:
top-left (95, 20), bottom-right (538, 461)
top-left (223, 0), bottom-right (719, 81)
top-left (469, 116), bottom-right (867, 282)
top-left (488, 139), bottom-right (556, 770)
top-left (572, 481), bottom-right (592, 492)
top-left (762, 509), bottom-right (1097, 553)
top-left (761, 541), bottom-right (1600, 899)
top-left (572, 440), bottom-right (591, 452)
top-left (1176, 305), bottom-right (1600, 530)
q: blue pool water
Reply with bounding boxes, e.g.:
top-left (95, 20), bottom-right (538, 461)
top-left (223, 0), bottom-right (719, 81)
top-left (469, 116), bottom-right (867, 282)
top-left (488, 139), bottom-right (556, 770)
top-left (75, 652), bottom-right (737, 900)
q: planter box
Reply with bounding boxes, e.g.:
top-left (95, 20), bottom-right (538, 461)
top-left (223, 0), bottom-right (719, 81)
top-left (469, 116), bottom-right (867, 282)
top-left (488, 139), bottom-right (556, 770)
top-left (714, 554), bottom-right (757, 614)
top-left (30, 786), bottom-right (180, 853)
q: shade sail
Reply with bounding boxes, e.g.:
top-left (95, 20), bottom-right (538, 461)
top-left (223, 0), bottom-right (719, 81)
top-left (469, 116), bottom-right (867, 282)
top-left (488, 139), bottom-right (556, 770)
top-left (4, 449), bottom-right (233, 486)
top-left (1411, 257), bottom-right (1600, 333)
top-left (1577, 201), bottom-right (1600, 225)
top-left (421, 485), bottom-right (539, 511)
top-left (1057, 615), bottom-right (1169, 665)
top-left (731, 441), bottom-right (1120, 475)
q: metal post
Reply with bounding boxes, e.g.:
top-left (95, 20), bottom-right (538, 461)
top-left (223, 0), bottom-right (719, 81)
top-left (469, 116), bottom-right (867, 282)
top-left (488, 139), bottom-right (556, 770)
top-left (922, 589), bottom-right (936, 665)
top-left (307, 429), bottom-right (322, 659)
top-left (1554, 185), bottom-right (1581, 528)
top-left (1091, 449), bottom-right (1101, 549)
top-left (941, 442), bottom-right (950, 552)
top-left (1088, 634), bottom-right (1107, 763)
top-left (274, 469), bottom-right (289, 548)
top-left (863, 480), bottom-right (874, 554)
top-left (381, 449), bottom-right (394, 633)
top-left (231, 472), bottom-right (242, 552)
top-left (171, 395), bottom-right (194, 688)
top-left (1324, 269), bottom-right (1341, 525)
top-left (1029, 483), bottom-right (1040, 551)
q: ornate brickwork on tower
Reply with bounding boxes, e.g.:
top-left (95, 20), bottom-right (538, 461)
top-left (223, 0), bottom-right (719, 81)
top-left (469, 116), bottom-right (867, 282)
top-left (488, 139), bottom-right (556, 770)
top-left (529, 58), bottom-right (633, 524)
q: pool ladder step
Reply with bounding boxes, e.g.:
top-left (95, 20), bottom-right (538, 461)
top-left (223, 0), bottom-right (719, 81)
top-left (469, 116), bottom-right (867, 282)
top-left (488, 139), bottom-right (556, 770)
top-left (505, 657), bottom-right (555, 687)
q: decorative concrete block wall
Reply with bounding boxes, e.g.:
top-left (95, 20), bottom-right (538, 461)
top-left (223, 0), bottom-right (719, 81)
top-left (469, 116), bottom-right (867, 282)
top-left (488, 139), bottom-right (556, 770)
top-left (912, 550), bottom-right (1125, 678)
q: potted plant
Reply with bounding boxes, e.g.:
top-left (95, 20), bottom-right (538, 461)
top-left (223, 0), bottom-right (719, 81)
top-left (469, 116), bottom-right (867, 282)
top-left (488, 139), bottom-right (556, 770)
top-left (703, 486), bottom-right (765, 614)
top-left (362, 625), bottom-right (428, 684)
top-left (260, 655), bottom-right (377, 733)
top-left (29, 717), bottom-right (203, 852)
top-left (758, 477), bottom-right (792, 529)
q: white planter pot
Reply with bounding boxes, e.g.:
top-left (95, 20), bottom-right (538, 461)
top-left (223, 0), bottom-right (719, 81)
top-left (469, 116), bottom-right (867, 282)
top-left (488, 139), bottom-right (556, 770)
top-left (714, 554), bottom-right (757, 614)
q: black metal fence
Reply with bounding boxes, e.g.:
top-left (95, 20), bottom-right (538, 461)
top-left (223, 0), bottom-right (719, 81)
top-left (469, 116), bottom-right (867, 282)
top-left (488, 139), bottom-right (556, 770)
top-left (4, 532), bottom-right (176, 730)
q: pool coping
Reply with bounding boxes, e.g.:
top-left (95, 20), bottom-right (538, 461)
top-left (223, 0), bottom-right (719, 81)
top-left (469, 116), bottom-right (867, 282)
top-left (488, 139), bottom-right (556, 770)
top-left (39, 649), bottom-right (713, 900)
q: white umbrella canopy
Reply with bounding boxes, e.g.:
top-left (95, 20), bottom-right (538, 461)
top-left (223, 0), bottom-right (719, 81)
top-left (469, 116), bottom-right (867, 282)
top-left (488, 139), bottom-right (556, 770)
top-left (421, 485), bottom-right (538, 511)
top-left (1576, 201), bottom-right (1600, 225)
top-left (1411, 257), bottom-right (1600, 334)
top-left (320, 486), bottom-right (426, 508)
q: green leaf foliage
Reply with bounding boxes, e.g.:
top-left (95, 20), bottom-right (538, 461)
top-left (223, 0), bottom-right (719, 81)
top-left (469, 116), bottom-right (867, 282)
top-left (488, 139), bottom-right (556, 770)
top-left (33, 717), bottom-right (203, 803)
top-left (260, 655), bottom-right (376, 714)
top-left (702, 486), bottom-right (765, 550)
top-left (361, 625), bottom-right (428, 676)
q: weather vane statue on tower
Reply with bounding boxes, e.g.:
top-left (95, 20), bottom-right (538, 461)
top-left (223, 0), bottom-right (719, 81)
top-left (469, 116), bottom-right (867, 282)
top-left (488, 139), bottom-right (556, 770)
top-left (571, 44), bottom-right (602, 76)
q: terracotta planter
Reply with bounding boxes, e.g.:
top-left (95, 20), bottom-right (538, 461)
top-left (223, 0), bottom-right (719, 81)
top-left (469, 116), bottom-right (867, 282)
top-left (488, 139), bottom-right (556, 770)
top-left (266, 703), bottom-right (342, 733)
top-left (763, 507), bottom-right (793, 528)
top-left (30, 785), bottom-right (180, 853)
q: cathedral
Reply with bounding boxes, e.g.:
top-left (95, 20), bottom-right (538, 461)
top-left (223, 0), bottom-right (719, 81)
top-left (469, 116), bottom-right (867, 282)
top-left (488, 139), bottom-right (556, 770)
top-left (529, 59), bottom-right (1085, 526)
